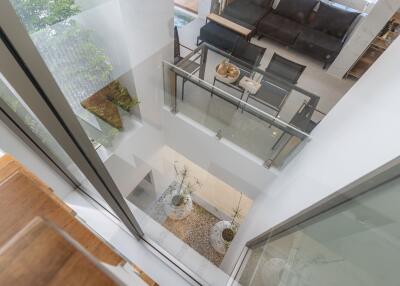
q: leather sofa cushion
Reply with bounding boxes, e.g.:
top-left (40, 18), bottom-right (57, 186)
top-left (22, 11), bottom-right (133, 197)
top-left (294, 28), bottom-right (342, 61)
top-left (310, 2), bottom-right (360, 38)
top-left (258, 13), bottom-right (303, 45)
top-left (274, 0), bottom-right (318, 24)
top-left (251, 0), bottom-right (274, 8)
top-left (199, 22), bottom-right (240, 52)
top-left (222, 0), bottom-right (269, 26)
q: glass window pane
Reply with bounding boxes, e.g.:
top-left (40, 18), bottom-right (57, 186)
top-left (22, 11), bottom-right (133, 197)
top-left (0, 71), bottom-right (113, 212)
top-left (238, 176), bottom-right (400, 286)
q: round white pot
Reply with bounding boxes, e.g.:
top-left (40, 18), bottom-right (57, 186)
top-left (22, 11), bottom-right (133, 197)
top-left (163, 189), bottom-right (193, 220)
top-left (210, 220), bottom-right (235, 254)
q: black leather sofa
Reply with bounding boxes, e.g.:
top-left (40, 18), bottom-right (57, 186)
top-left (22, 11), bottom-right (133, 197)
top-left (222, 0), bottom-right (274, 27)
top-left (258, 0), bottom-right (360, 66)
top-left (223, 0), bottom-right (360, 67)
top-left (292, 2), bottom-right (360, 66)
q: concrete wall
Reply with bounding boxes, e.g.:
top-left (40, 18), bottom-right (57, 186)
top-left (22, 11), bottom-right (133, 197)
top-left (222, 35), bottom-right (400, 272)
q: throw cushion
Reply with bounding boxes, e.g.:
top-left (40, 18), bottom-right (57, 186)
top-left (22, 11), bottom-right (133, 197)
top-left (222, 0), bottom-right (269, 26)
top-left (258, 13), bottom-right (303, 45)
top-left (310, 2), bottom-right (360, 38)
top-left (274, 0), bottom-right (318, 24)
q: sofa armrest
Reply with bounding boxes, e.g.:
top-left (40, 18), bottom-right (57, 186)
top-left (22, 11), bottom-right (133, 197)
top-left (341, 13), bottom-right (365, 44)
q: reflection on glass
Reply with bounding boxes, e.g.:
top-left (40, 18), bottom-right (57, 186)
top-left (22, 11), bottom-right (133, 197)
top-left (10, 0), bottom-right (140, 146)
top-left (0, 73), bottom-right (69, 163)
top-left (239, 176), bottom-right (400, 286)
top-left (0, 72), bottom-right (114, 212)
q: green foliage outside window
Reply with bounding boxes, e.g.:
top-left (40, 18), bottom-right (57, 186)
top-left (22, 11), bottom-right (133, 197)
top-left (10, 0), bottom-right (119, 145)
top-left (10, 0), bottom-right (80, 33)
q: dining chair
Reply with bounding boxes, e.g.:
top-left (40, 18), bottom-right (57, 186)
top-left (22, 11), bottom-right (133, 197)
top-left (266, 99), bottom-right (324, 167)
top-left (272, 99), bottom-right (325, 150)
top-left (174, 26), bottom-right (201, 100)
top-left (231, 37), bottom-right (266, 68)
top-left (246, 53), bottom-right (306, 118)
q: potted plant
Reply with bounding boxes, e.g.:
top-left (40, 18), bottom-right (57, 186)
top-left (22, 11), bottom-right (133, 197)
top-left (210, 192), bottom-right (243, 254)
top-left (163, 161), bottom-right (201, 220)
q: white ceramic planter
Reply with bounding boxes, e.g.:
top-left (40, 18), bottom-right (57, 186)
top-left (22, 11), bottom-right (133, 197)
top-left (210, 220), bottom-right (234, 254)
top-left (163, 189), bottom-right (193, 220)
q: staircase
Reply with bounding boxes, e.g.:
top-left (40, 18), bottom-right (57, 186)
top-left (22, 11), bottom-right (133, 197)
top-left (0, 154), bottom-right (158, 285)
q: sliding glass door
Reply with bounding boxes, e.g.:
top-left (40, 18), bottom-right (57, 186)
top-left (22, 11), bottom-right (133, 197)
top-left (0, 0), bottom-right (242, 283)
top-left (0, 2), bottom-right (143, 238)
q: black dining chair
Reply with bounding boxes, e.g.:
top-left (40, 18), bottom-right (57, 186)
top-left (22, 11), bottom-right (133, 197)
top-left (266, 99), bottom-right (324, 167)
top-left (246, 53), bottom-right (306, 118)
top-left (174, 26), bottom-right (201, 100)
top-left (265, 53), bottom-right (306, 86)
top-left (272, 99), bottom-right (325, 150)
top-left (231, 37), bottom-right (266, 68)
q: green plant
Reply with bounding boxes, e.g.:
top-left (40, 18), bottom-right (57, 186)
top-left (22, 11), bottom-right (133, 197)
top-left (230, 192), bottom-right (243, 228)
top-left (172, 161), bottom-right (202, 205)
top-left (107, 81), bottom-right (140, 112)
top-left (11, 0), bottom-right (114, 96)
top-left (11, 0), bottom-right (119, 147)
top-left (223, 192), bottom-right (243, 246)
top-left (10, 0), bottom-right (80, 33)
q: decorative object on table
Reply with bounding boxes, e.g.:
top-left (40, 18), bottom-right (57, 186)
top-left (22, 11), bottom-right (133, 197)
top-left (163, 161), bottom-right (202, 220)
top-left (239, 76), bottom-right (261, 94)
top-left (81, 90), bottom-right (123, 130)
top-left (107, 81), bottom-right (139, 112)
top-left (210, 192), bottom-right (243, 254)
top-left (215, 59), bottom-right (240, 84)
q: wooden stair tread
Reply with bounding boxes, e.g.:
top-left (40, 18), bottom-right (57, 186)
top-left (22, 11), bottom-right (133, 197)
top-left (0, 155), bottom-right (159, 286)
top-left (0, 217), bottom-right (119, 286)
top-left (0, 154), bottom-right (21, 182)
top-left (0, 170), bottom-right (122, 265)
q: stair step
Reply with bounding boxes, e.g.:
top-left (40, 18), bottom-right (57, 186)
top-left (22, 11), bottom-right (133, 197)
top-left (0, 155), bottom-right (123, 265)
top-left (0, 217), bottom-right (121, 286)
top-left (0, 154), bottom-right (159, 286)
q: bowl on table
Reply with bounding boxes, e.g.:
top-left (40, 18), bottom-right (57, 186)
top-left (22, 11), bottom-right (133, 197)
top-left (215, 62), bottom-right (240, 84)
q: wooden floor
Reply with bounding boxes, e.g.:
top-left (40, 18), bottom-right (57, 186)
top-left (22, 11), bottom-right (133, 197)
top-left (0, 154), bottom-right (159, 285)
top-left (0, 217), bottom-right (120, 286)
top-left (0, 154), bottom-right (122, 265)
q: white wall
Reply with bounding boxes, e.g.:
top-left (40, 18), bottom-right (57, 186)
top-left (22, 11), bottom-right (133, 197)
top-left (163, 110), bottom-right (277, 200)
top-left (221, 36), bottom-right (400, 272)
top-left (0, 120), bottom-right (73, 199)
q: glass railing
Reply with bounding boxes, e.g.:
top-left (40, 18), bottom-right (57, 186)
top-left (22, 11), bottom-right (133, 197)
top-left (163, 44), bottom-right (321, 168)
